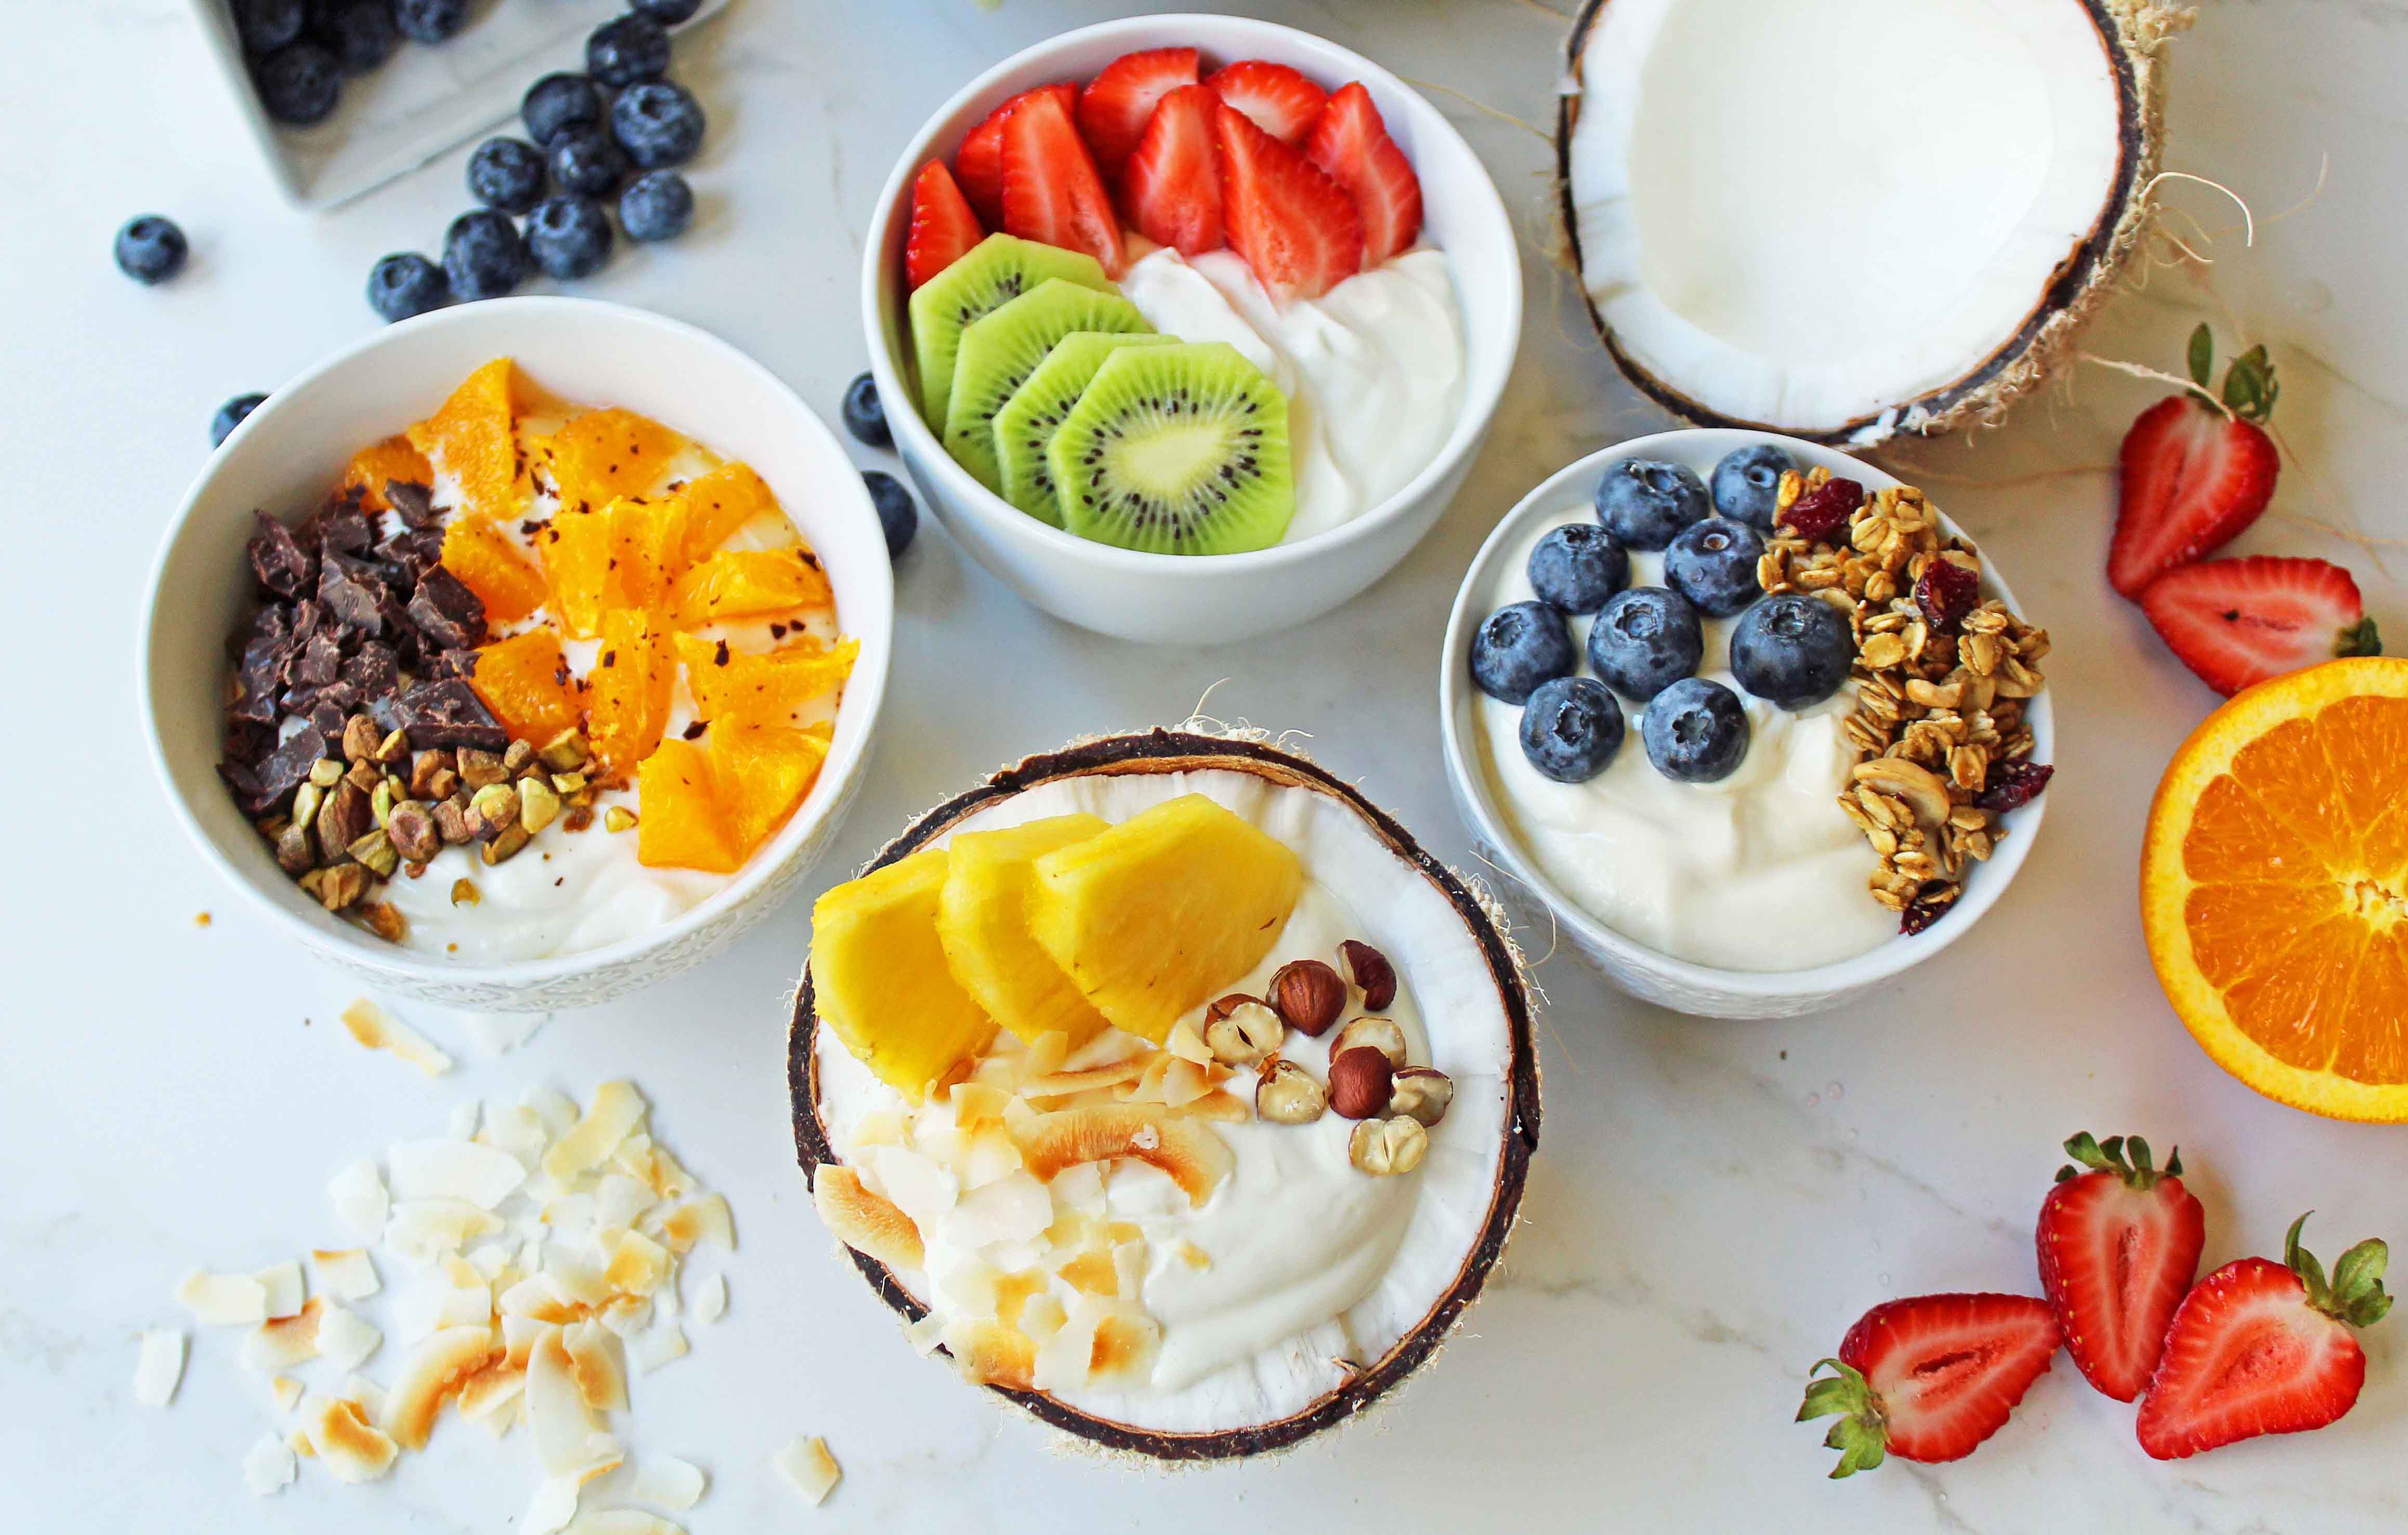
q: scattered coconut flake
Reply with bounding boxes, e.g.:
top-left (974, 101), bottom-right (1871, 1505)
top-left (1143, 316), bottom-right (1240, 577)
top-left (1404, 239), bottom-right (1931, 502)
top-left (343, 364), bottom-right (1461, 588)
top-left (242, 1296), bottom-right (325, 1372)
top-left (133, 1329), bottom-right (185, 1406)
top-left (604, 1230), bottom-right (672, 1297)
top-left (689, 1273), bottom-right (726, 1327)
top-left (632, 1456), bottom-right (706, 1511)
top-left (594, 1174), bottom-right (655, 1231)
top-left (461, 1008), bottom-right (548, 1056)
top-left (774, 1436), bottom-right (841, 1507)
top-left (546, 1245), bottom-right (615, 1307)
top-left (543, 1081), bottom-right (647, 1184)
top-left (448, 1099), bottom-right (482, 1139)
top-left (251, 1260), bottom-right (305, 1320)
top-left (287, 1428), bottom-right (313, 1459)
top-left (595, 1295), bottom-right (652, 1341)
top-left (456, 1355), bottom-right (527, 1424)
top-left (176, 1270), bottom-right (268, 1327)
top-left (526, 1474), bottom-right (582, 1535)
top-left (562, 1319), bottom-right (630, 1413)
top-left (303, 1394), bottom-right (398, 1482)
top-left (386, 1198), bottom-right (505, 1264)
top-left (527, 1328), bottom-right (600, 1476)
top-left (524, 1084), bottom-right (580, 1137)
top-left (309, 1248), bottom-right (380, 1301)
top-left (268, 1374), bottom-right (303, 1412)
top-left (384, 1324), bottom-right (497, 1451)
top-left (329, 1160), bottom-right (390, 1241)
top-left (480, 1104), bottom-right (551, 1170)
top-left (626, 1321), bottom-right (686, 1374)
top-left (338, 998), bottom-right (453, 1076)
top-left (339, 1373), bottom-right (387, 1421)
top-left (564, 1513), bottom-right (684, 1535)
top-left (242, 1433), bottom-right (297, 1497)
top-left (656, 1193), bottom-right (734, 1254)
top-left (388, 1139), bottom-right (528, 1210)
top-left (317, 1303), bottom-right (383, 1371)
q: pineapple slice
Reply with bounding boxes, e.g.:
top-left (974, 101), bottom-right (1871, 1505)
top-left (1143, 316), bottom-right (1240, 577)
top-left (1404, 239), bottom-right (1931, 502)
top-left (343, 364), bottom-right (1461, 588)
top-left (810, 847), bottom-right (997, 1103)
top-left (937, 815), bottom-right (1114, 1049)
top-left (1029, 795), bottom-right (1303, 1044)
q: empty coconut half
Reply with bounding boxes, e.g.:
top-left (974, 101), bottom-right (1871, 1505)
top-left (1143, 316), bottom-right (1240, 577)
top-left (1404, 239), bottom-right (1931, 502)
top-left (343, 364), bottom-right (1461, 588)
top-left (1559, 0), bottom-right (2187, 443)
top-left (788, 730), bottom-right (1541, 1459)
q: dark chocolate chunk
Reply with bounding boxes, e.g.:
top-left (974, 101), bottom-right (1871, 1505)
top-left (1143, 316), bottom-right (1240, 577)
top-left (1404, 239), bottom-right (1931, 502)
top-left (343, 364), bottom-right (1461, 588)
top-left (295, 629), bottom-right (345, 687)
top-left (319, 550), bottom-right (389, 635)
top-left (428, 648), bottom-right (479, 680)
top-left (223, 718), bottom-right (276, 766)
top-left (226, 726), bottom-right (323, 815)
top-left (407, 566), bottom-right (489, 651)
top-left (246, 511), bottom-right (318, 598)
top-left (375, 526), bottom-right (447, 584)
top-left (342, 640), bottom-right (399, 702)
top-left (384, 479), bottom-right (438, 529)
top-left (310, 496), bottom-right (375, 555)
top-left (308, 696), bottom-right (355, 746)
top-left (396, 677), bottom-right (506, 752)
top-left (231, 606), bottom-right (296, 725)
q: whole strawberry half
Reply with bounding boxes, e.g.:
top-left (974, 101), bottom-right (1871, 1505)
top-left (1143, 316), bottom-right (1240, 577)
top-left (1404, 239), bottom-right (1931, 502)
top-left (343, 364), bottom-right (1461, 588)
top-left (1798, 1293), bottom-right (2061, 1477)
top-left (2138, 1214), bottom-right (2391, 1460)
top-left (2036, 1133), bottom-right (2205, 1401)
top-left (1214, 101), bottom-right (1362, 302)
top-left (2109, 326), bottom-right (2280, 599)
top-left (998, 87), bottom-right (1126, 277)
top-left (2140, 556), bottom-right (2381, 697)
top-left (1122, 84), bottom-right (1222, 257)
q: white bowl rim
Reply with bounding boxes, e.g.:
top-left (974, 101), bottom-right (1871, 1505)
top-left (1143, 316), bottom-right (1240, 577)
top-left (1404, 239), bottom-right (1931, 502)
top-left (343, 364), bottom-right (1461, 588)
top-left (857, 11), bottom-right (1523, 576)
top-left (1437, 427), bottom-right (2055, 1002)
top-left (140, 295), bottom-right (895, 990)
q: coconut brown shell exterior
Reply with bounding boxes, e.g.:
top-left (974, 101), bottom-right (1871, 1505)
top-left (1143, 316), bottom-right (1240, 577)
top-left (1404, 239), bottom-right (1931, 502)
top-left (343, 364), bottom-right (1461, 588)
top-left (1555, 0), bottom-right (2186, 444)
top-left (788, 729), bottom-right (1543, 1461)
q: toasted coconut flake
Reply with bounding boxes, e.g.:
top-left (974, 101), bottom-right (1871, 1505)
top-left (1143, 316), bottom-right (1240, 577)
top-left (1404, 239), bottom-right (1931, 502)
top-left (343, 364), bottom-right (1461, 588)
top-left (1165, 1021), bottom-right (1214, 1066)
top-left (866, 1145), bottom-right (957, 1232)
top-left (1113, 1241), bottom-right (1147, 1302)
top-left (1021, 1293), bottom-right (1067, 1346)
top-left (448, 1099), bottom-right (482, 1138)
top-left (1015, 1106), bottom-right (1232, 1207)
top-left (339, 998), bottom-right (454, 1076)
top-left (1158, 1056), bottom-right (1215, 1108)
top-left (501, 1273), bottom-right (575, 1320)
top-left (1022, 1060), bottom-right (1146, 1099)
top-left (627, 1320), bottom-right (687, 1374)
top-left (287, 1428), bottom-right (313, 1459)
top-left (527, 1327), bottom-right (600, 1476)
top-left (387, 1198), bottom-right (505, 1264)
top-left (133, 1329), bottom-right (185, 1407)
top-left (547, 1247), bottom-right (615, 1307)
top-left (1030, 1304), bottom-right (1095, 1393)
top-left (339, 1373), bottom-right (387, 1420)
top-left (850, 1111), bottom-right (908, 1149)
top-left (304, 1394), bottom-right (398, 1482)
top-left (1178, 1088), bottom-right (1250, 1123)
top-left (1056, 1250), bottom-right (1118, 1298)
top-left (635, 1144), bottom-right (697, 1202)
top-left (242, 1433), bottom-right (297, 1497)
top-left (939, 1172), bottom-right (1052, 1251)
top-left (604, 1230), bottom-right (672, 1296)
top-left (543, 1081), bottom-right (647, 1184)
top-left (950, 1082), bottom-right (1012, 1131)
top-left (905, 1312), bottom-right (948, 1356)
top-left (455, 1356), bottom-right (526, 1423)
top-left (594, 1173), bottom-right (655, 1231)
top-left (329, 1159), bottom-right (390, 1241)
top-left (383, 1324), bottom-right (498, 1451)
top-left (460, 1008), bottom-right (548, 1056)
top-left (268, 1374), bottom-right (304, 1412)
top-left (690, 1273), bottom-right (726, 1326)
top-left (243, 1296), bottom-right (325, 1372)
top-left (945, 1318), bottom-right (1035, 1389)
top-left (563, 1513), bottom-right (683, 1535)
top-left (774, 1436), bottom-right (842, 1507)
top-left (562, 1319), bottom-right (629, 1413)
top-left (595, 1295), bottom-right (652, 1341)
top-left (656, 1193), bottom-right (734, 1254)
top-left (389, 1139), bottom-right (528, 1209)
top-left (251, 1260), bottom-right (305, 1320)
top-left (632, 1455), bottom-right (706, 1511)
top-left (176, 1270), bottom-right (268, 1327)
top-left (960, 1127), bottom-right (1025, 1189)
top-left (524, 1084), bottom-right (580, 1137)
top-left (1087, 1307), bottom-right (1160, 1383)
top-left (526, 1475), bottom-right (582, 1535)
top-left (1020, 1030), bottom-right (1071, 1081)
top-left (1175, 1240), bottom-right (1211, 1270)
top-left (480, 1104), bottom-right (551, 1168)
top-left (812, 1166), bottom-right (923, 1271)
top-left (309, 1248), bottom-right (381, 1301)
top-left (1122, 1052), bottom-right (1172, 1105)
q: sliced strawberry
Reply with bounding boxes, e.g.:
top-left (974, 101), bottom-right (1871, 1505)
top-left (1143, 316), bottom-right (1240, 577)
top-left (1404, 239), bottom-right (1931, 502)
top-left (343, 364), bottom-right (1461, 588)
top-left (1205, 59), bottom-right (1328, 146)
top-left (2140, 556), bottom-right (2381, 697)
top-left (1303, 82), bottom-right (1422, 265)
top-left (1077, 47), bottom-right (1198, 180)
top-left (1214, 102), bottom-right (1362, 303)
top-left (2138, 1215), bottom-right (2390, 1460)
top-left (2036, 1133), bottom-right (2206, 1402)
top-left (904, 160), bottom-right (984, 291)
top-left (1121, 84), bottom-right (1222, 256)
top-left (999, 87), bottom-right (1126, 277)
top-left (1799, 1293), bottom-right (2060, 1476)
top-left (2109, 327), bottom-right (2281, 598)
top-left (956, 83), bottom-right (1077, 228)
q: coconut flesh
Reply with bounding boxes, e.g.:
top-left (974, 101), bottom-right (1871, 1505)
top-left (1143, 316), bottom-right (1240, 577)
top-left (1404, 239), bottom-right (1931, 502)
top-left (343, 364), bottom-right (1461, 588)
top-left (1561, 0), bottom-right (2171, 442)
top-left (794, 737), bottom-right (1539, 1457)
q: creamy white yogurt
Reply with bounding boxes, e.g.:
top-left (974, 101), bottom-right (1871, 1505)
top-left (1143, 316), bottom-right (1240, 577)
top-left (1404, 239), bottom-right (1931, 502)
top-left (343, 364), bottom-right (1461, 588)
top-left (1117, 246), bottom-right (1467, 544)
top-left (1475, 513), bottom-right (1893, 972)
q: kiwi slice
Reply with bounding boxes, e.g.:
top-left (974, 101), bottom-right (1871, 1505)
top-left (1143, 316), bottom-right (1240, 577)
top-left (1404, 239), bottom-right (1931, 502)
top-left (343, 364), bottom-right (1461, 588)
top-left (942, 282), bottom-right (1150, 493)
top-left (1046, 342), bottom-right (1295, 557)
top-left (991, 332), bottom-right (1177, 524)
top-left (907, 233), bottom-right (1115, 434)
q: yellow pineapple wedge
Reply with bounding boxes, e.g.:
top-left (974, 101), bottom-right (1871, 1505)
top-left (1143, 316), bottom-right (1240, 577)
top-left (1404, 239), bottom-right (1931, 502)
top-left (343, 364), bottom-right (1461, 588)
top-left (936, 814), bottom-right (1115, 1048)
top-left (810, 846), bottom-right (997, 1103)
top-left (1029, 795), bottom-right (1303, 1043)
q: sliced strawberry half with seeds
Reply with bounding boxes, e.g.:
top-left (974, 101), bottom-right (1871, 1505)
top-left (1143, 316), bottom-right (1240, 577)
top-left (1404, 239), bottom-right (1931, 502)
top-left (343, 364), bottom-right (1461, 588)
top-left (1304, 82), bottom-right (1423, 265)
top-left (2140, 556), bottom-right (2381, 697)
top-left (1214, 101), bottom-right (1362, 302)
top-left (1798, 1293), bottom-right (2061, 1477)
top-left (2036, 1133), bottom-right (2205, 1402)
top-left (904, 160), bottom-right (984, 290)
top-left (956, 83), bottom-right (1077, 228)
top-left (1205, 59), bottom-right (1328, 146)
top-left (2109, 326), bottom-right (2282, 599)
top-left (1000, 87), bottom-right (1126, 277)
top-left (1077, 46), bottom-right (1199, 179)
top-left (1121, 84), bottom-right (1222, 256)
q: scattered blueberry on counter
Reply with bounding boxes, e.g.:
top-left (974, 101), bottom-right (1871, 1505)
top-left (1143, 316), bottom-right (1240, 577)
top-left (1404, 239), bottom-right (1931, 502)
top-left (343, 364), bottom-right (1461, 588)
top-left (619, 170), bottom-right (695, 242)
top-left (1730, 593), bottom-right (1855, 709)
top-left (390, 0), bottom-right (469, 46)
top-left (549, 125), bottom-right (629, 200)
top-left (863, 470), bottom-right (918, 559)
top-left (1519, 676), bottom-right (1625, 783)
top-left (114, 215), bottom-right (188, 284)
top-left (210, 392), bottom-right (267, 448)
top-left (1642, 677), bottom-right (1750, 783)
top-left (1527, 523), bottom-right (1628, 614)
top-left (612, 80), bottom-right (706, 169)
top-left (523, 72), bottom-right (605, 146)
top-left (366, 252), bottom-right (449, 320)
top-left (1663, 517), bottom-right (1766, 618)
top-left (842, 373), bottom-right (890, 448)
top-left (525, 195), bottom-right (613, 280)
top-left (1471, 600), bottom-right (1577, 705)
top-left (1594, 457), bottom-right (1709, 550)
top-left (253, 41), bottom-right (342, 124)
top-left (1588, 587), bottom-right (1703, 701)
top-left (441, 209), bottom-right (529, 300)
top-left (587, 13), bottom-right (671, 87)
top-left (1709, 442), bottom-right (1794, 530)
top-left (466, 137), bottom-right (548, 215)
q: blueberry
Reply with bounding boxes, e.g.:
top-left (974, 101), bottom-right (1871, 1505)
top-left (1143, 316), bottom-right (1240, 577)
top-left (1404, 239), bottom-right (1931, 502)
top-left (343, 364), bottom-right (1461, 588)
top-left (1642, 677), bottom-right (1750, 783)
top-left (441, 209), bottom-right (528, 301)
top-left (464, 137), bottom-right (546, 214)
top-left (253, 42), bottom-right (341, 124)
top-left (1594, 457), bottom-right (1709, 552)
top-left (525, 195), bottom-right (613, 280)
top-left (522, 72), bottom-right (604, 147)
top-left (612, 80), bottom-right (706, 169)
top-left (1519, 676), bottom-right (1625, 784)
top-left (1663, 517), bottom-right (1766, 618)
top-left (1710, 443), bottom-right (1795, 531)
top-left (1525, 523), bottom-right (1628, 615)
top-left (549, 126), bottom-right (627, 200)
top-left (627, 0), bottom-right (703, 22)
top-left (836, 373), bottom-right (891, 449)
top-left (863, 470), bottom-right (918, 558)
top-left (211, 392), bottom-right (267, 448)
top-left (1469, 600), bottom-right (1575, 705)
top-left (390, 0), bottom-right (468, 44)
top-left (114, 215), bottom-right (187, 284)
top-left (232, 0), bottom-right (305, 54)
top-left (618, 170), bottom-right (693, 242)
top-left (366, 252), bottom-right (448, 320)
top-left (1729, 593), bottom-right (1855, 709)
top-left (586, 14), bottom-right (671, 88)
top-left (1587, 587), bottom-right (1703, 701)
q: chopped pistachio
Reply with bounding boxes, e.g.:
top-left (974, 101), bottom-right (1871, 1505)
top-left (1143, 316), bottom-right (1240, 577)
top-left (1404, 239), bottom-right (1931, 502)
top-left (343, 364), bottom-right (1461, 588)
top-left (308, 758), bottom-right (345, 790)
top-left (481, 824), bottom-right (533, 865)
top-left (519, 776), bottom-right (562, 835)
top-left (370, 780), bottom-right (397, 828)
top-left (292, 782), bottom-right (324, 836)
top-left (604, 806), bottom-right (638, 833)
top-left (501, 739), bottom-right (537, 777)
top-left (551, 770), bottom-right (587, 797)
top-left (537, 728), bottom-right (591, 772)
top-left (347, 828), bottom-right (400, 878)
top-left (451, 877), bottom-right (481, 908)
top-left (468, 783), bottom-right (520, 841)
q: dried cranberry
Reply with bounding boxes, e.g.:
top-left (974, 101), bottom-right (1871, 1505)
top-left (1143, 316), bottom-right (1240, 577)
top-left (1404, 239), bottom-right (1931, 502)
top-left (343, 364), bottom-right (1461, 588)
top-left (1915, 558), bottom-right (1982, 633)
top-left (1975, 762), bottom-right (2054, 813)
top-left (1781, 478), bottom-right (1863, 543)
top-left (1900, 896), bottom-right (1951, 936)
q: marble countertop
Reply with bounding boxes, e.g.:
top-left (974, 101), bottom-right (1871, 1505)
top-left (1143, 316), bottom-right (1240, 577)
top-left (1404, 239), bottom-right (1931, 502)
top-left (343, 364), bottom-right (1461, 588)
top-left (6, 0), bottom-right (2405, 1530)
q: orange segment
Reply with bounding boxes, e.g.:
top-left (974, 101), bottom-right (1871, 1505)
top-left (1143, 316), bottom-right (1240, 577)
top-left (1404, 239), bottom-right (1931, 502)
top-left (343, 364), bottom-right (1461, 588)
top-left (543, 407), bottom-right (685, 510)
top-left (636, 738), bottom-right (742, 873)
top-left (679, 462), bottom-right (788, 561)
top-left (587, 608), bottom-right (675, 782)
top-left (340, 436), bottom-right (434, 512)
top-left (538, 501), bottom-right (617, 639)
top-left (674, 633), bottom-right (857, 726)
top-left (672, 549), bottom-right (832, 628)
top-left (2142, 658), bottom-right (2408, 1120)
top-left (467, 629), bottom-right (582, 743)
top-left (610, 494), bottom-right (691, 611)
top-left (441, 516), bottom-right (549, 627)
top-left (710, 720), bottom-right (832, 855)
top-left (406, 358), bottom-right (529, 520)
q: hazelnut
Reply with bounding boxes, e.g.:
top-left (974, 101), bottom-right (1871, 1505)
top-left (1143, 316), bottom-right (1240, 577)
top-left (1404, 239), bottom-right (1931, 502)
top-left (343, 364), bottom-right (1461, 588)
top-left (1254, 1057), bottom-right (1327, 1124)
top-left (1203, 995), bottom-right (1283, 1067)
top-left (1338, 939), bottom-right (1397, 1011)
top-left (1387, 1067), bottom-right (1455, 1127)
top-left (1347, 1116), bottom-right (1428, 1176)
top-left (1269, 959), bottom-right (1345, 1037)
top-left (1327, 1046), bottom-right (1394, 1120)
top-left (1330, 1016), bottom-right (1407, 1070)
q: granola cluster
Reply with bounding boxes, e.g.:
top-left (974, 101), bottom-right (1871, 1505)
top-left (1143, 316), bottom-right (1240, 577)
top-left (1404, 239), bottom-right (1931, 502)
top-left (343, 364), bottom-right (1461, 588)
top-left (1757, 468), bottom-right (2051, 934)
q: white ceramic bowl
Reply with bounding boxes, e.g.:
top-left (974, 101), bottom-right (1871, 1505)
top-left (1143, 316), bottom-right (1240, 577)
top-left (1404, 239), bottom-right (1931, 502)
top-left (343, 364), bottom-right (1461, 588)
top-left (859, 14), bottom-right (1522, 645)
top-left (1438, 430), bottom-right (2053, 1018)
top-left (142, 298), bottom-right (894, 1013)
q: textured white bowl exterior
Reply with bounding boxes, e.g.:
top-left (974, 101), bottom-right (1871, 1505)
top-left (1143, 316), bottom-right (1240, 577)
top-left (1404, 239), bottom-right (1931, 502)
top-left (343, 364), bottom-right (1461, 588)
top-left (1438, 430), bottom-right (2053, 1019)
top-left (141, 298), bottom-right (894, 1012)
top-left (860, 14), bottom-right (1522, 645)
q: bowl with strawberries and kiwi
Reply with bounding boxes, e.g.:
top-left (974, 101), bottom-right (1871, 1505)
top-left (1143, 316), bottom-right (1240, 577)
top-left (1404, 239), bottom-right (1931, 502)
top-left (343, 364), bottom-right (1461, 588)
top-left (858, 15), bottom-right (1521, 645)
